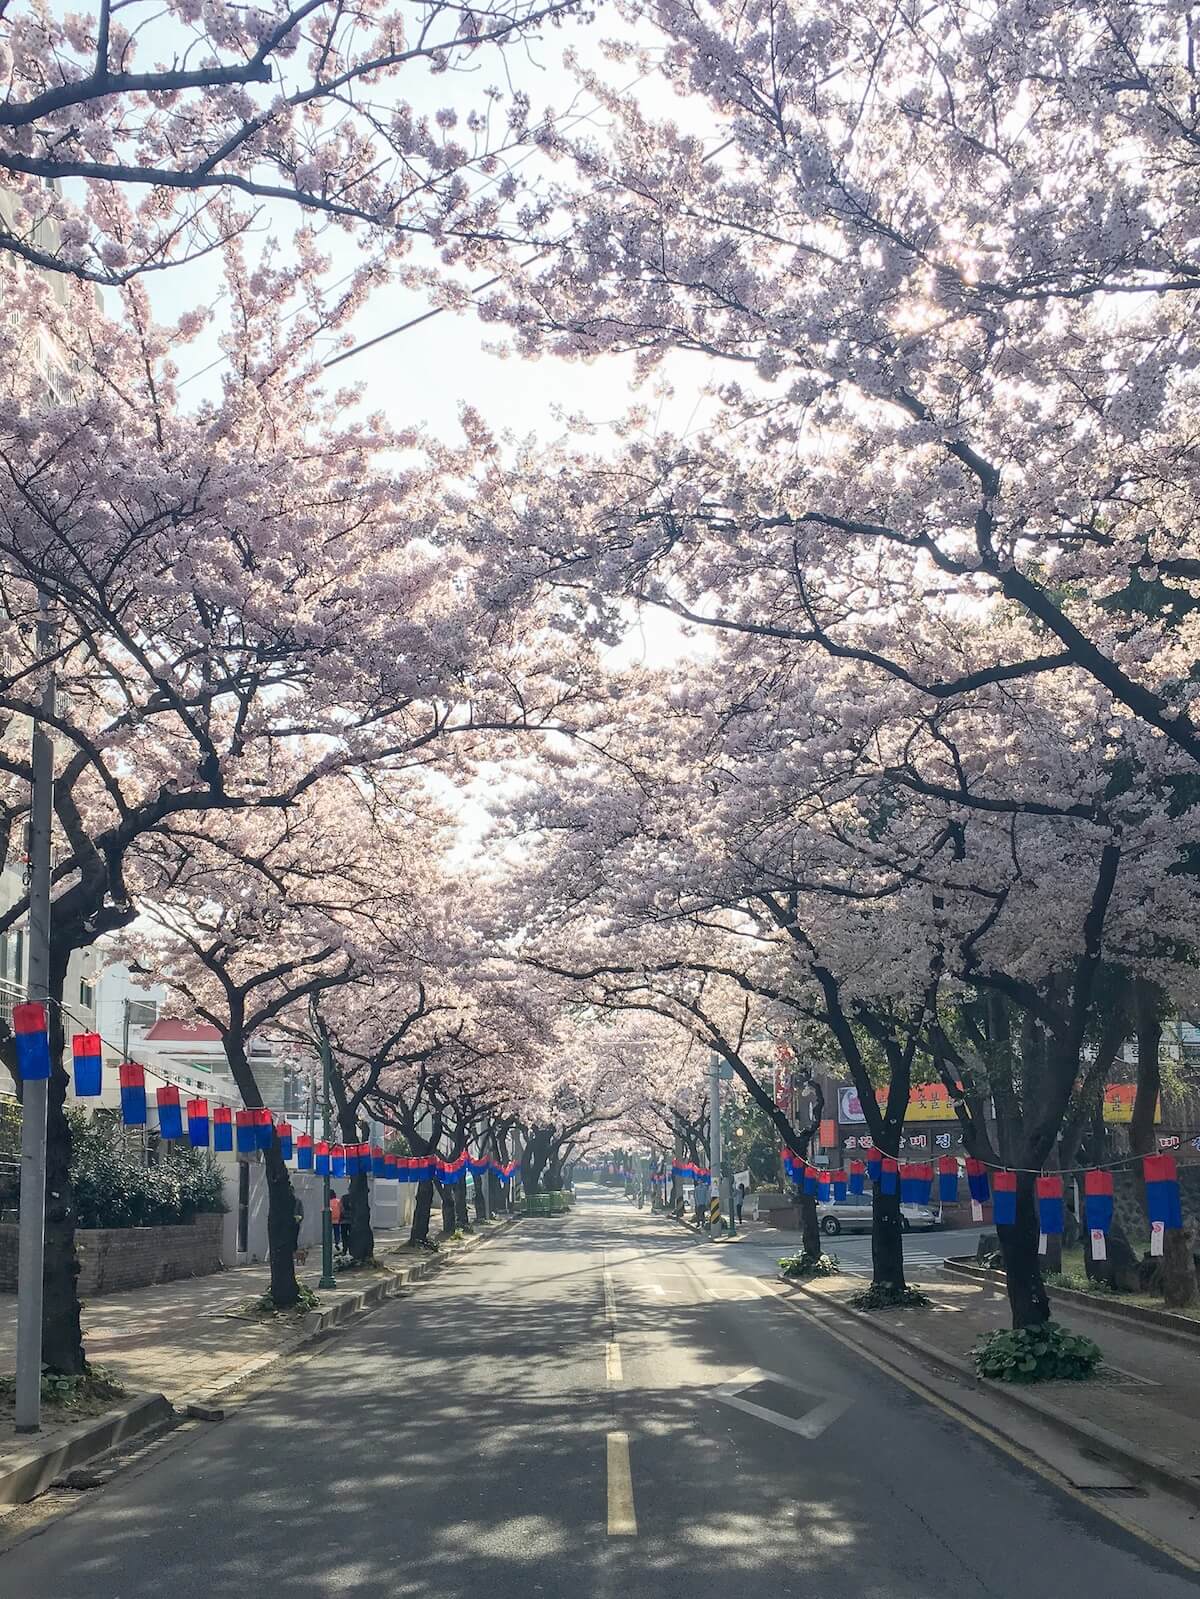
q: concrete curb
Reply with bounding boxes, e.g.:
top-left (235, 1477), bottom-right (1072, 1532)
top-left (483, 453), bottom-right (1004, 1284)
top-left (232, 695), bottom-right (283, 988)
top-left (175, 1215), bottom-right (521, 1418)
top-left (0, 1392), bottom-right (172, 1506)
top-left (0, 1216), bottom-right (521, 1504)
top-left (943, 1257), bottom-right (1200, 1345)
top-left (775, 1273), bottom-right (1200, 1513)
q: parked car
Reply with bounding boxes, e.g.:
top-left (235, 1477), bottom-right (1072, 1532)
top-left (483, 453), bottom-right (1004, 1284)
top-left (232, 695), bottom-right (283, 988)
top-left (816, 1200), bottom-right (940, 1235)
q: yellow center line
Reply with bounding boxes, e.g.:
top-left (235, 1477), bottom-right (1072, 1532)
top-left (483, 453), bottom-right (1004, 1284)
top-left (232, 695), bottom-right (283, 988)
top-left (605, 1341), bottom-right (623, 1384)
top-left (606, 1430), bottom-right (638, 1536)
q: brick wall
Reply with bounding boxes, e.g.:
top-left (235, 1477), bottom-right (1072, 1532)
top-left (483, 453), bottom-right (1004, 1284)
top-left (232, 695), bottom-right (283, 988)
top-left (0, 1213), bottom-right (224, 1296)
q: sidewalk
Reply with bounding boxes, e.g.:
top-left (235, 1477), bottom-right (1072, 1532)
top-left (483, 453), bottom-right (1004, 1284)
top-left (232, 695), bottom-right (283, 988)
top-left (0, 1220), bottom-right (516, 1500)
top-left (780, 1258), bottom-right (1200, 1492)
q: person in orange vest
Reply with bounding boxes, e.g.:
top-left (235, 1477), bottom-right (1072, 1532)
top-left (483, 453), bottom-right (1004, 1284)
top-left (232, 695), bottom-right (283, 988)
top-left (329, 1192), bottom-right (343, 1251)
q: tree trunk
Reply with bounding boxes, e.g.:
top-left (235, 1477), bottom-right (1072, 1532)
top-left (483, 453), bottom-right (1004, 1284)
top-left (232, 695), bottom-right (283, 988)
top-left (42, 950), bottom-right (84, 1373)
top-left (997, 1171), bottom-right (1050, 1328)
top-left (453, 1181), bottom-right (470, 1232)
top-left (473, 1176), bottom-right (486, 1222)
top-left (799, 1190), bottom-right (821, 1260)
top-left (870, 1186), bottom-right (906, 1291)
top-left (347, 1169), bottom-right (374, 1263)
top-left (409, 1178), bottom-right (435, 1245)
top-left (263, 1138), bottom-right (300, 1309)
top-left (439, 1179), bottom-right (456, 1235)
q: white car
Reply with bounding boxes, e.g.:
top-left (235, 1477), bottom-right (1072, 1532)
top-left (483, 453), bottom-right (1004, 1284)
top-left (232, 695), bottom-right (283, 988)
top-left (816, 1199), bottom-right (940, 1236)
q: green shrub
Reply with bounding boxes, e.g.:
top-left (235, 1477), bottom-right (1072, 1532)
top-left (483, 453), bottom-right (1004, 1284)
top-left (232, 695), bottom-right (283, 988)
top-left (973, 1321), bottom-right (1102, 1383)
top-left (1044, 1270), bottom-right (1118, 1295)
top-left (69, 1111), bottom-right (227, 1229)
top-left (848, 1283), bottom-right (931, 1310)
top-left (779, 1253), bottom-right (840, 1278)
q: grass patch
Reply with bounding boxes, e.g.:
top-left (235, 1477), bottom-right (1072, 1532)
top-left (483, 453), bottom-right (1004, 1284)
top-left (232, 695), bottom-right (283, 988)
top-left (779, 1253), bottom-right (841, 1279)
top-left (848, 1283), bottom-right (931, 1310)
top-left (238, 1281), bottom-right (321, 1319)
top-left (0, 1366), bottom-right (126, 1417)
top-left (974, 1322), bottom-right (1101, 1383)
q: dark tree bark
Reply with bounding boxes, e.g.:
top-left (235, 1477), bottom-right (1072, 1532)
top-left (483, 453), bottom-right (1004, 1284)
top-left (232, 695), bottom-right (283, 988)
top-left (42, 945), bottom-right (84, 1373)
top-left (799, 1191), bottom-right (822, 1261)
top-left (225, 1033), bottom-right (298, 1309)
top-left (332, 1081), bottom-right (373, 1263)
top-left (453, 1181), bottom-right (471, 1231)
top-left (871, 1187), bottom-right (906, 1292)
top-left (409, 1179), bottom-right (435, 1246)
top-left (997, 1172), bottom-right (1051, 1327)
top-left (439, 1178), bottom-right (456, 1235)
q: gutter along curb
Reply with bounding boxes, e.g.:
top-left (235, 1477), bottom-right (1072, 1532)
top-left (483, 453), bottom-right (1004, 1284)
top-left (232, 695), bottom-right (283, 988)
top-left (774, 1271), bottom-right (1200, 1514)
top-left (0, 1215), bottom-right (520, 1506)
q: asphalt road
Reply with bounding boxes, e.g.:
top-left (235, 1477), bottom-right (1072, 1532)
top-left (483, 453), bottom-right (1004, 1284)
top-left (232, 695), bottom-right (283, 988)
top-left (2, 1186), bottom-right (1195, 1598)
top-left (729, 1219), bottom-right (991, 1279)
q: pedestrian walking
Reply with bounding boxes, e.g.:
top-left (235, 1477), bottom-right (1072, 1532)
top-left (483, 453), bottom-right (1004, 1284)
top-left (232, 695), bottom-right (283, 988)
top-left (736, 1182), bottom-right (745, 1225)
top-left (329, 1192), bottom-right (343, 1251)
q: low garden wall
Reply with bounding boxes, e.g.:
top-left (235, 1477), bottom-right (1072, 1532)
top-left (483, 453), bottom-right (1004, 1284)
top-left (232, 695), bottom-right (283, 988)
top-left (0, 1213), bottom-right (224, 1296)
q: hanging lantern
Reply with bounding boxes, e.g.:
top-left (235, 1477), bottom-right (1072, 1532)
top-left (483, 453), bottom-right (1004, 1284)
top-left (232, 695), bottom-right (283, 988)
top-left (296, 1133), bottom-right (314, 1171)
top-left (235, 1109), bottom-right (256, 1155)
top-left (156, 1085), bottom-right (185, 1141)
top-left (254, 1107), bottom-right (273, 1150)
top-left (315, 1140), bottom-right (331, 1176)
top-left (1083, 1170), bottom-right (1114, 1260)
top-left (186, 1097), bottom-right (210, 1148)
top-left (817, 1170), bottom-right (832, 1202)
top-left (384, 1153), bottom-right (399, 1181)
top-left (71, 1032), bottom-right (103, 1097)
top-left (802, 1164), bottom-right (818, 1197)
top-left (848, 1160), bottom-right (866, 1197)
top-left (372, 1146), bottom-right (386, 1177)
top-left (332, 1144), bottom-right (347, 1177)
top-left (1035, 1175), bottom-right (1064, 1251)
top-left (13, 1003), bottom-right (51, 1082)
top-left (992, 1169), bottom-right (1018, 1227)
top-left (278, 1122), bottom-right (294, 1162)
top-left (912, 1163), bottom-right (934, 1207)
top-left (213, 1104), bottom-right (234, 1152)
top-left (899, 1162), bottom-right (919, 1204)
top-left (832, 1169), bottom-right (847, 1203)
top-left (937, 1156), bottom-right (959, 1205)
top-left (119, 1062), bottom-right (147, 1125)
top-left (866, 1148), bottom-right (883, 1186)
top-left (880, 1157), bottom-right (899, 1197)
top-left (1144, 1154), bottom-right (1182, 1256)
top-left (359, 1141), bottom-right (373, 1174)
top-left (411, 1154), bottom-right (434, 1182)
top-left (965, 1158), bottom-right (990, 1221)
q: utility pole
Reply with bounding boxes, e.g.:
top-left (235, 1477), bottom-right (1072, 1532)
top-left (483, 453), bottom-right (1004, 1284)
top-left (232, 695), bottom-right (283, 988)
top-left (16, 597), bottom-right (55, 1432)
top-left (308, 1000), bottom-right (336, 1290)
top-left (709, 1052), bottom-right (723, 1241)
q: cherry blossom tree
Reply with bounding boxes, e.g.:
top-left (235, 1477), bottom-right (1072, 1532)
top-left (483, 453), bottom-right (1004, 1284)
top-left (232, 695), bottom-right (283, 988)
top-left (0, 0), bottom-right (575, 282)
top-left (463, 0), bottom-right (1200, 772)
top-left (0, 244), bottom-right (602, 1369)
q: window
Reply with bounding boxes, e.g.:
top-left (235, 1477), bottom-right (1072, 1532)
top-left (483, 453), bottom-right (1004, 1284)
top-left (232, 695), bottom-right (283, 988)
top-left (79, 976), bottom-right (94, 1007)
top-left (11, 931), bottom-right (23, 986)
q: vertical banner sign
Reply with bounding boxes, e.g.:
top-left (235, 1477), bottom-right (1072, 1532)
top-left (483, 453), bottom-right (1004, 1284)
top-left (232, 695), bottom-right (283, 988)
top-left (156, 1085), bottom-right (185, 1141)
top-left (186, 1098), bottom-right (211, 1148)
top-left (848, 1160), bottom-right (866, 1197)
top-left (119, 1062), bottom-right (148, 1126)
top-left (1084, 1170), bottom-right (1113, 1261)
top-left (1144, 1154), bottom-right (1182, 1257)
top-left (12, 1003), bottom-right (51, 1082)
top-left (213, 1105), bottom-right (234, 1152)
top-left (937, 1156), bottom-right (959, 1204)
top-left (1035, 1175), bottom-right (1064, 1254)
top-left (965, 1158), bottom-right (990, 1221)
top-left (296, 1134), bottom-right (314, 1171)
top-left (71, 1033), bottom-right (103, 1097)
top-left (991, 1170), bottom-right (1018, 1227)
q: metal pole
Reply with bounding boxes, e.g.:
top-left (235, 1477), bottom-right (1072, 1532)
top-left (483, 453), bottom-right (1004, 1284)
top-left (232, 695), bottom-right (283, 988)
top-left (16, 599), bottom-right (54, 1431)
top-left (709, 1052), bottom-right (722, 1241)
top-left (309, 1002), bottom-right (336, 1290)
